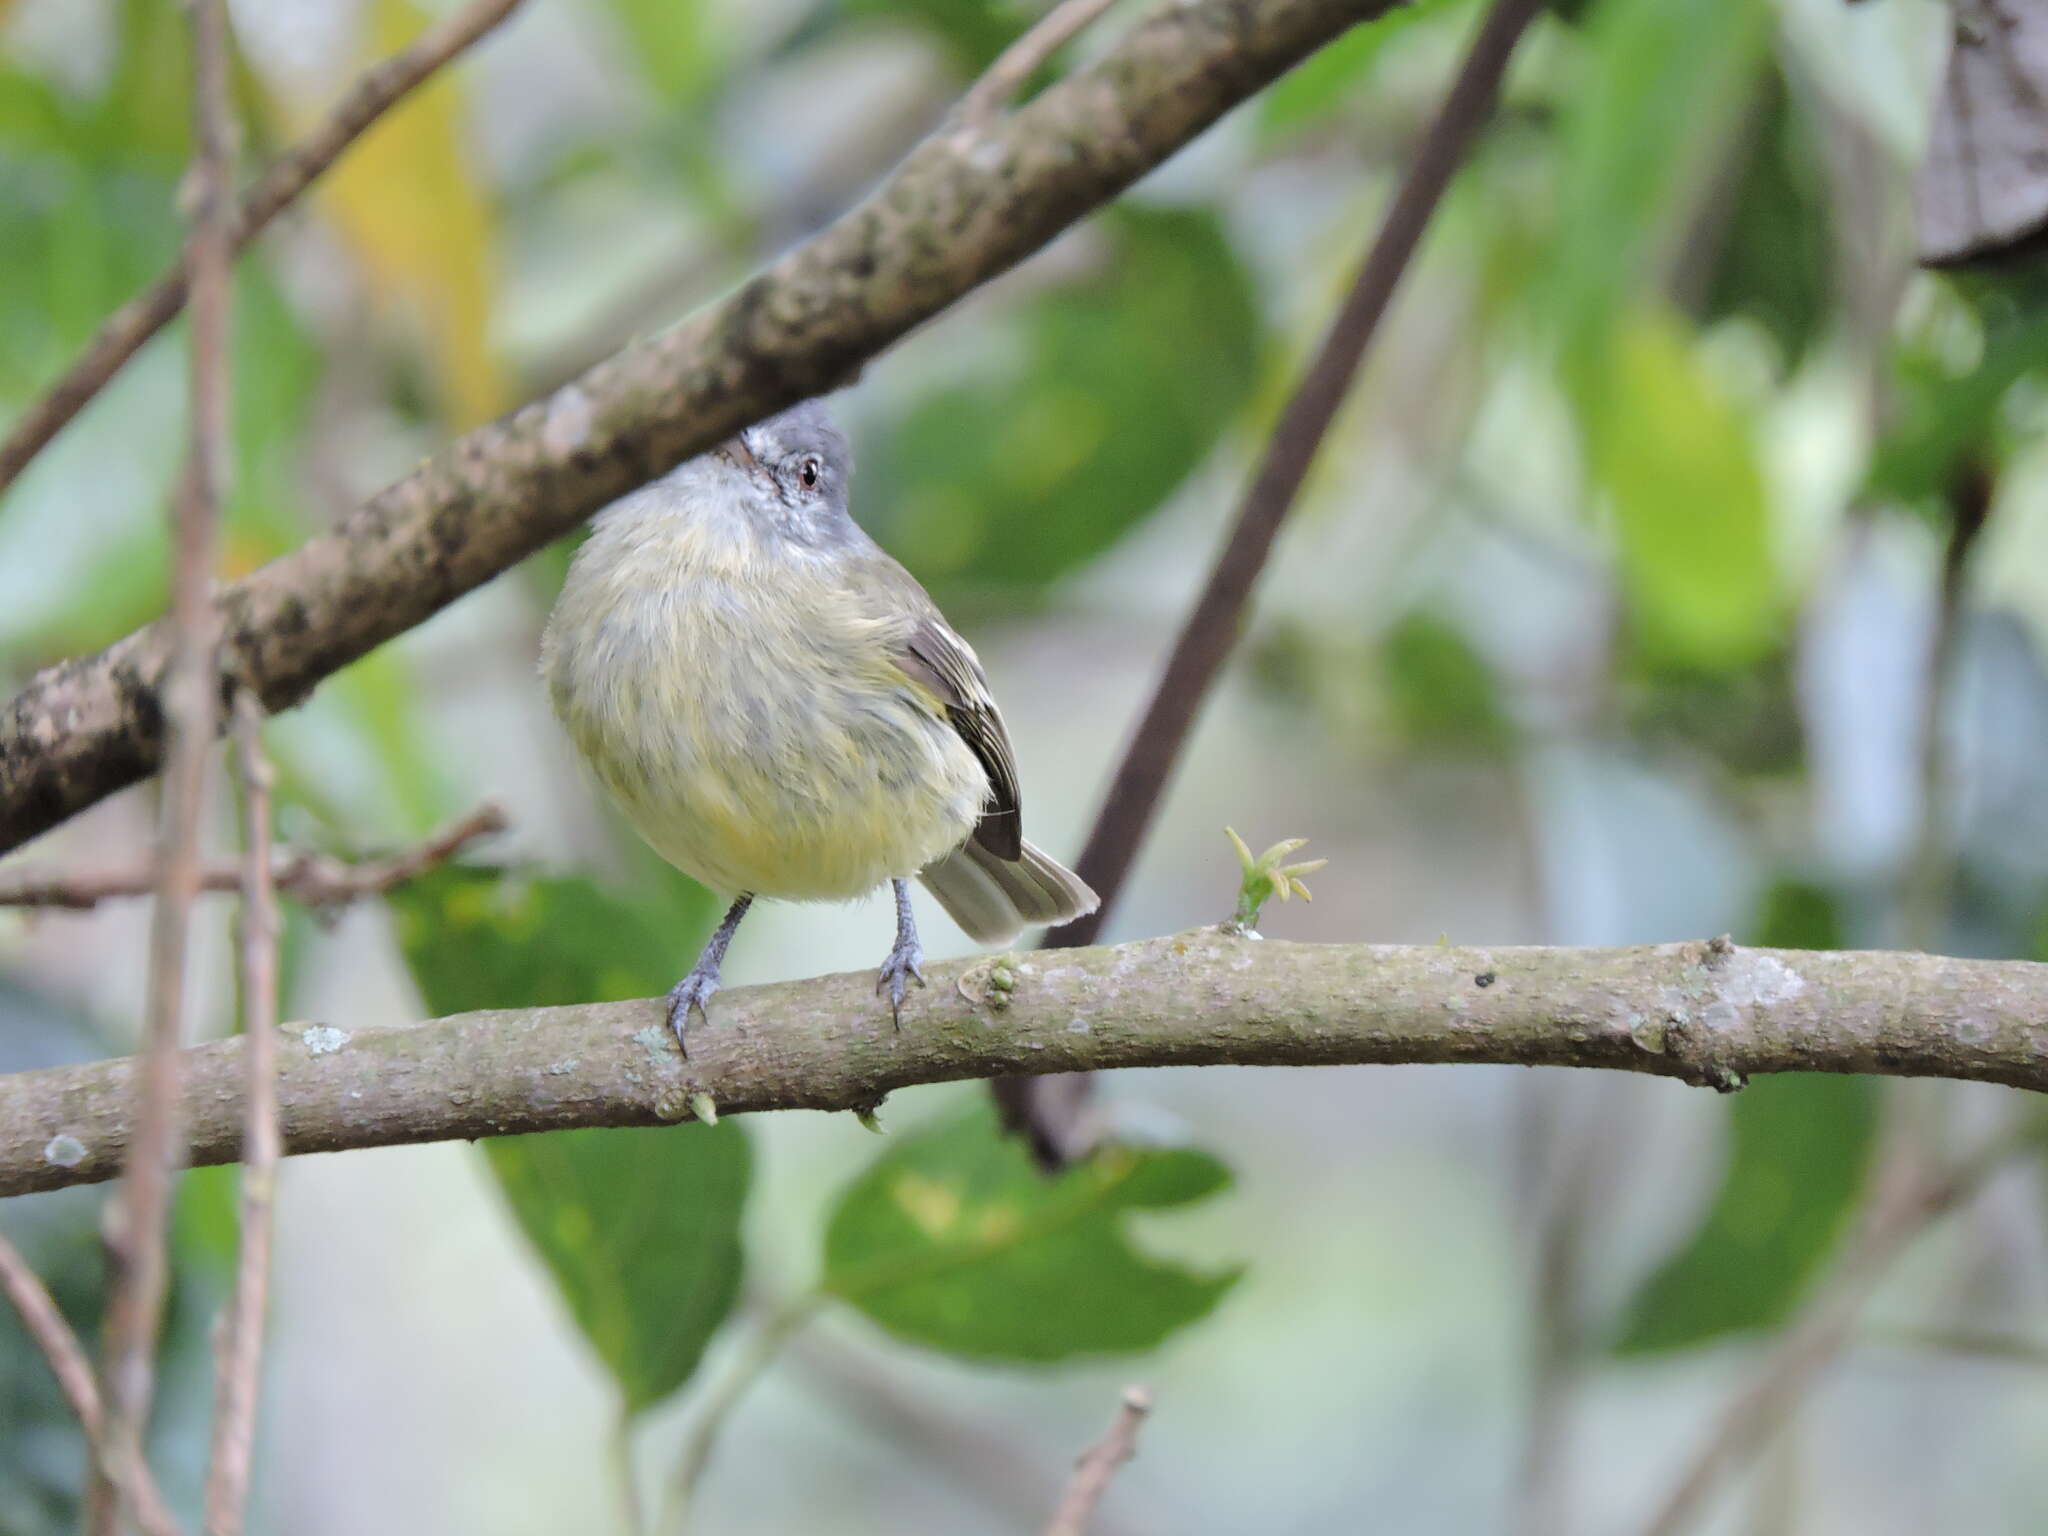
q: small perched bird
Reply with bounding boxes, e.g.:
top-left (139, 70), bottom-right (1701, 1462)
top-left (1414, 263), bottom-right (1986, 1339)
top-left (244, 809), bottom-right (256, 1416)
top-left (541, 398), bottom-right (1098, 1048)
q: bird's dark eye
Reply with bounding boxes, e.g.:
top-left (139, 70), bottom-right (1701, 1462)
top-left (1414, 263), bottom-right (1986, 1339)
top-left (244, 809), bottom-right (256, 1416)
top-left (799, 457), bottom-right (821, 490)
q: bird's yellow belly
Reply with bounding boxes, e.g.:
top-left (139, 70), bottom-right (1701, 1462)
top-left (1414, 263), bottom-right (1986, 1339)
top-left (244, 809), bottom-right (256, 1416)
top-left (563, 653), bottom-right (987, 902)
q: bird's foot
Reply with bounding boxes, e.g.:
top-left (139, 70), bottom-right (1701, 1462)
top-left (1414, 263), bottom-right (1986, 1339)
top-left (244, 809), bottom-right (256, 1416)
top-left (666, 965), bottom-right (723, 1056)
top-left (875, 937), bottom-right (926, 1030)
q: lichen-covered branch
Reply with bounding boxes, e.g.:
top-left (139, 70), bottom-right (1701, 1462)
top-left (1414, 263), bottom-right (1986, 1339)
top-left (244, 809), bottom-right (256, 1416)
top-left (0, 0), bottom-right (1395, 857)
top-left (3, 933), bottom-right (2046, 1200)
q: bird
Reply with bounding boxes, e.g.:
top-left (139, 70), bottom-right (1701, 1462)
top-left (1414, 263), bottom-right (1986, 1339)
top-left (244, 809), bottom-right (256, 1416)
top-left (540, 397), bottom-right (1098, 1050)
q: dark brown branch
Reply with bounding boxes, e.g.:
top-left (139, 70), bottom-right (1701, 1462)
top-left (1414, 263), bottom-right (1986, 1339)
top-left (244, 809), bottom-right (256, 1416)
top-left (1003, 0), bottom-right (1547, 1166)
top-left (94, 2), bottom-right (235, 1528)
top-left (203, 691), bottom-right (282, 1536)
top-left (5, 933), bottom-right (2048, 1200)
top-left (0, 803), bottom-right (508, 911)
top-left (1044, 1386), bottom-right (1154, 1536)
top-left (0, 0), bottom-right (1398, 859)
top-left (0, 0), bottom-right (527, 501)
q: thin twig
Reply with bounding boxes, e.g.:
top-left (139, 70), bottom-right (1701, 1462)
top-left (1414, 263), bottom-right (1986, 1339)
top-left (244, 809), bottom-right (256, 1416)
top-left (202, 690), bottom-right (283, 1536)
top-left (94, 0), bottom-right (236, 1528)
top-left (781, 1321), bottom-right (1157, 1536)
top-left (1006, 0), bottom-right (1549, 1165)
top-left (0, 803), bottom-right (509, 912)
top-left (662, 1296), bottom-right (821, 1533)
top-left (0, 1231), bottom-right (184, 1536)
top-left (0, 1229), bottom-right (103, 1436)
top-left (957, 0), bottom-right (1124, 123)
top-left (0, 0), bottom-right (525, 501)
top-left (1044, 1386), bottom-right (1154, 1536)
top-left (1637, 1117), bottom-right (2048, 1536)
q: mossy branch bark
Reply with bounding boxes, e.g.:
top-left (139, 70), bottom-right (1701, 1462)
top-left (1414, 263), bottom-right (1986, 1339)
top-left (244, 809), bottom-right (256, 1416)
top-left (3, 932), bottom-right (2046, 1198)
top-left (0, 0), bottom-right (1395, 856)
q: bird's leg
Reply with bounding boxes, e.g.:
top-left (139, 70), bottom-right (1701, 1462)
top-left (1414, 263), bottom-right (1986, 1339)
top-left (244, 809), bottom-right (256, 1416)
top-left (667, 893), bottom-right (754, 1054)
top-left (875, 878), bottom-right (926, 1029)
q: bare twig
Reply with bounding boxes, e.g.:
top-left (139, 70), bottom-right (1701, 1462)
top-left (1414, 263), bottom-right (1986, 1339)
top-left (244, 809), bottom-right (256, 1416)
top-left (1637, 1117), bottom-right (2048, 1536)
top-left (202, 691), bottom-right (283, 1536)
top-left (782, 1321), bottom-right (1157, 1536)
top-left (1044, 1386), bottom-right (1154, 1536)
top-left (94, 2), bottom-right (236, 1528)
top-left (0, 1231), bottom-right (109, 1444)
top-left (0, 803), bottom-right (509, 912)
top-left (0, 1231), bottom-right (184, 1536)
top-left (0, 0), bottom-right (1398, 859)
top-left (1005, 0), bottom-right (1549, 1166)
top-left (957, 0), bottom-right (1124, 123)
top-left (0, 0), bottom-right (525, 501)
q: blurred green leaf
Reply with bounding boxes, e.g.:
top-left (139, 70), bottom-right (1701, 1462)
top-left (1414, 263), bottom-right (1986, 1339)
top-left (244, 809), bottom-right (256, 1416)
top-left (1547, 0), bottom-right (1767, 373)
top-left (860, 204), bottom-right (1261, 596)
top-left (394, 868), bottom-right (744, 1411)
top-left (486, 1124), bottom-right (751, 1414)
top-left (1613, 1074), bottom-right (1875, 1353)
top-left (1623, 650), bottom-right (1802, 777)
top-left (1257, 0), bottom-right (1462, 143)
top-left (1593, 307), bottom-right (1778, 671)
top-left (1694, 70), bottom-right (1831, 370)
top-left (823, 1107), bottom-right (1239, 1361)
top-left (1379, 612), bottom-right (1510, 752)
top-left (607, 0), bottom-right (725, 105)
top-left (841, 0), bottom-right (1022, 75)
top-left (1752, 878), bottom-right (1844, 952)
top-left (1867, 299), bottom-right (2048, 511)
top-left (392, 865), bottom-right (713, 1016)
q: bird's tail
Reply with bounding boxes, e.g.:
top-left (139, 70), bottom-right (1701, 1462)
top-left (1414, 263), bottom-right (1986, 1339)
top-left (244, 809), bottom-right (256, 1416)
top-left (919, 838), bottom-right (1098, 946)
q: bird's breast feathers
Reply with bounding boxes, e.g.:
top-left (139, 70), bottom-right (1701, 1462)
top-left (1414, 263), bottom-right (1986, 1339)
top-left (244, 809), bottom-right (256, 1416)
top-left (543, 515), bottom-right (987, 900)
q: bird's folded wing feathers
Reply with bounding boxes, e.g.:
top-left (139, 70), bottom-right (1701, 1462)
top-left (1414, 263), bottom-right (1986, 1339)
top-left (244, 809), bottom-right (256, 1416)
top-left (895, 616), bottom-right (1023, 860)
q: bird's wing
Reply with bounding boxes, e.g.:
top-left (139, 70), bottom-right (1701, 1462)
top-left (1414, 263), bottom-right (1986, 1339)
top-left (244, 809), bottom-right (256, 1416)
top-left (896, 615), bottom-right (1023, 861)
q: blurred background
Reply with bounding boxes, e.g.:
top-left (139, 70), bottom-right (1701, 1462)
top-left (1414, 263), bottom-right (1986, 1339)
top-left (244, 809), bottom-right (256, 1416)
top-left (8, 0), bottom-right (2048, 1532)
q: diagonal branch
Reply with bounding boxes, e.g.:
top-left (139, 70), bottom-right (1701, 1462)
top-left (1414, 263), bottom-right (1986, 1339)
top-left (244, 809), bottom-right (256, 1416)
top-left (0, 0), bottom-right (1398, 860)
top-left (1004, 0), bottom-right (1549, 1166)
top-left (4, 933), bottom-right (2048, 1200)
top-left (0, 1232), bottom-right (184, 1536)
top-left (0, 0), bottom-right (527, 502)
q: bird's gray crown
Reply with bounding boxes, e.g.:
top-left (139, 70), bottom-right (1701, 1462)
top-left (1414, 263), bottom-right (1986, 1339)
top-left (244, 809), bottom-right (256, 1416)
top-left (738, 399), bottom-right (853, 486)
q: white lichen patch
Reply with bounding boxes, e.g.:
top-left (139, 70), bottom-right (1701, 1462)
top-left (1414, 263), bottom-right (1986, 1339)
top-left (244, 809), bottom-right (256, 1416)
top-left (301, 1025), bottom-right (350, 1055)
top-left (1722, 953), bottom-right (1807, 1008)
top-left (42, 1134), bottom-right (85, 1167)
top-left (541, 384), bottom-right (596, 457)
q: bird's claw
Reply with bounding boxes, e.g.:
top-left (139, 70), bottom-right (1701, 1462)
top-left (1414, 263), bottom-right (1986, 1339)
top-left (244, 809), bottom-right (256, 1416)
top-left (666, 967), bottom-right (722, 1056)
top-left (875, 942), bottom-right (926, 1030)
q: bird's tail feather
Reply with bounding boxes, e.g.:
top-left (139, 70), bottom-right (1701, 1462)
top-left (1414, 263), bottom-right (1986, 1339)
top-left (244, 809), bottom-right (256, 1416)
top-left (919, 838), bottom-right (1097, 946)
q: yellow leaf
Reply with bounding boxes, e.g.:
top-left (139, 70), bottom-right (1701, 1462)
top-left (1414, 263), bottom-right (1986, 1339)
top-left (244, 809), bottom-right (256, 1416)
top-left (273, 0), bottom-right (503, 427)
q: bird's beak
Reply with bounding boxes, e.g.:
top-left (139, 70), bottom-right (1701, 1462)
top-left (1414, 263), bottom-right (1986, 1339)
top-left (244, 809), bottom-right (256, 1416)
top-left (714, 432), bottom-right (764, 479)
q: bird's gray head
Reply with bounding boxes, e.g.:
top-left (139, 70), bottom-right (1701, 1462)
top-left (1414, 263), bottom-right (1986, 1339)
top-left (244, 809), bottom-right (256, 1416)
top-left (710, 399), bottom-right (855, 547)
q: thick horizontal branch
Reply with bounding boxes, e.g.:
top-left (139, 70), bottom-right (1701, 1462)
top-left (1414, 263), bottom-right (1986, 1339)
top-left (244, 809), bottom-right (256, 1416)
top-left (0, 0), bottom-right (1393, 856)
top-left (3, 932), bottom-right (2045, 1199)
